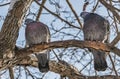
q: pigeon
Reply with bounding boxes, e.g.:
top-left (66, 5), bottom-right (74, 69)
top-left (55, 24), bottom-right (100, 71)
top-left (25, 19), bottom-right (50, 72)
top-left (80, 12), bottom-right (109, 71)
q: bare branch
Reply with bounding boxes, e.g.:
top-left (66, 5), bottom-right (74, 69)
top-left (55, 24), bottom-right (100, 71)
top-left (8, 67), bottom-right (14, 79)
top-left (66, 0), bottom-right (83, 28)
top-left (83, 2), bottom-right (89, 11)
top-left (34, 0), bottom-right (80, 30)
top-left (110, 32), bottom-right (120, 46)
top-left (99, 0), bottom-right (120, 22)
top-left (108, 54), bottom-right (118, 76)
top-left (15, 40), bottom-right (120, 58)
top-left (0, 2), bottom-right (10, 7)
top-left (92, 0), bottom-right (99, 12)
top-left (36, 0), bottom-right (47, 21)
top-left (0, 40), bottom-right (120, 78)
top-left (2, 59), bottom-right (120, 79)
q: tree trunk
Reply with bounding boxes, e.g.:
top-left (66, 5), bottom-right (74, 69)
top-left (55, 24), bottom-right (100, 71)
top-left (0, 0), bottom-right (33, 59)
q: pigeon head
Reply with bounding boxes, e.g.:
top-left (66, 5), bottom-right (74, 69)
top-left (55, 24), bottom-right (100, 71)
top-left (80, 12), bottom-right (90, 19)
top-left (25, 19), bottom-right (34, 25)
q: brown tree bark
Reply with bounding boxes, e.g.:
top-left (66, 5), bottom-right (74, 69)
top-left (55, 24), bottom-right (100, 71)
top-left (0, 0), bottom-right (33, 58)
top-left (0, 1), bottom-right (33, 79)
top-left (0, 0), bottom-right (120, 79)
top-left (15, 40), bottom-right (120, 58)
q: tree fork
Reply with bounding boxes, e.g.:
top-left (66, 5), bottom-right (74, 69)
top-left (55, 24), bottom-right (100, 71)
top-left (0, 0), bottom-right (33, 58)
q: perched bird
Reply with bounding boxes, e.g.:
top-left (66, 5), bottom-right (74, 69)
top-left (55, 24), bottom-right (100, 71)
top-left (25, 19), bottom-right (50, 72)
top-left (80, 12), bottom-right (109, 71)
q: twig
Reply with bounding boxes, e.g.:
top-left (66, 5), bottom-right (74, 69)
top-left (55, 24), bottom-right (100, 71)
top-left (110, 32), bottom-right (120, 46)
top-left (34, 0), bottom-right (80, 30)
top-left (52, 49), bottom-right (60, 61)
top-left (83, 2), bottom-right (89, 11)
top-left (79, 59), bottom-right (93, 72)
top-left (92, 0), bottom-right (99, 12)
top-left (36, 0), bottom-right (47, 21)
top-left (0, 2), bottom-right (10, 7)
top-left (24, 67), bottom-right (35, 79)
top-left (8, 67), bottom-right (14, 79)
top-left (108, 54), bottom-right (118, 77)
top-left (66, 0), bottom-right (83, 28)
top-left (99, 0), bottom-right (120, 22)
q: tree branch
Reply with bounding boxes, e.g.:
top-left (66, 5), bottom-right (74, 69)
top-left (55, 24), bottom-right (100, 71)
top-left (34, 0), bottom-right (80, 30)
top-left (1, 57), bottom-right (120, 79)
top-left (36, 0), bottom-right (47, 21)
top-left (99, 0), bottom-right (120, 22)
top-left (0, 40), bottom-right (120, 78)
top-left (66, 0), bottom-right (83, 28)
top-left (15, 40), bottom-right (120, 58)
top-left (110, 32), bottom-right (120, 46)
top-left (8, 67), bottom-right (14, 79)
top-left (0, 2), bottom-right (10, 7)
top-left (18, 60), bottom-right (120, 79)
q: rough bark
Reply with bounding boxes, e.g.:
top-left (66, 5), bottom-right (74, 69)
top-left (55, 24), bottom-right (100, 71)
top-left (15, 40), bottom-right (120, 58)
top-left (0, 0), bottom-right (120, 79)
top-left (0, 40), bottom-right (120, 72)
top-left (0, 0), bottom-right (33, 58)
top-left (17, 58), bottom-right (120, 79)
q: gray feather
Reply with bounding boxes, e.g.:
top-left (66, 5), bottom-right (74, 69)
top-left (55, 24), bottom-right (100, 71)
top-left (81, 12), bottom-right (109, 71)
top-left (25, 19), bottom-right (50, 72)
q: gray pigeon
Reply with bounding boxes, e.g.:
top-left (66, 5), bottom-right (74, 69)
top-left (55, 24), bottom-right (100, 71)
top-left (25, 19), bottom-right (50, 72)
top-left (80, 12), bottom-right (109, 71)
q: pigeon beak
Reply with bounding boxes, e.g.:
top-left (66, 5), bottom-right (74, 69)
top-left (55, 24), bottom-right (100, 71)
top-left (80, 12), bottom-right (89, 19)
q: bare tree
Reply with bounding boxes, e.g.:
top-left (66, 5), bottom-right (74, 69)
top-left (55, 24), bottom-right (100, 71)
top-left (0, 0), bottom-right (120, 79)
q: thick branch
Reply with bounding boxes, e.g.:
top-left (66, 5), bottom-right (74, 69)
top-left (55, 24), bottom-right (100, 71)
top-left (7, 57), bottom-right (120, 79)
top-left (8, 57), bottom-right (120, 79)
top-left (15, 40), bottom-right (120, 58)
top-left (0, 40), bottom-right (120, 78)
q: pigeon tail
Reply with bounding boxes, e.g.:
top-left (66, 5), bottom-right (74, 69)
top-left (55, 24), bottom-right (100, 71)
top-left (38, 60), bottom-right (49, 73)
top-left (90, 49), bottom-right (107, 71)
top-left (36, 52), bottom-right (49, 73)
